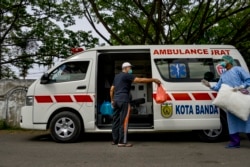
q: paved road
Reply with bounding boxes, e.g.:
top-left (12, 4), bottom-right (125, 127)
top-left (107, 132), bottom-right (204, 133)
top-left (0, 130), bottom-right (250, 167)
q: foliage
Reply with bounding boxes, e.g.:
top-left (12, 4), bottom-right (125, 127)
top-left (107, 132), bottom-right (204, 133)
top-left (1, 0), bottom-right (249, 78)
top-left (0, 0), bottom-right (99, 79)
top-left (0, 119), bottom-right (8, 130)
top-left (83, 0), bottom-right (250, 65)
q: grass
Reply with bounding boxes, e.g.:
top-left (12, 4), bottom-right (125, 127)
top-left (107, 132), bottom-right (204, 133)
top-left (0, 120), bottom-right (23, 130)
top-left (0, 120), bottom-right (49, 134)
top-left (0, 120), bottom-right (8, 130)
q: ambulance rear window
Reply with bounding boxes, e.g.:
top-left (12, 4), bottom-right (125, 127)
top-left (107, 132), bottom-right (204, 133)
top-left (154, 58), bottom-right (214, 82)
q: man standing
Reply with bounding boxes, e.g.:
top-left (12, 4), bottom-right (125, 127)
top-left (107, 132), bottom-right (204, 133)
top-left (110, 62), bottom-right (161, 147)
top-left (202, 55), bottom-right (250, 148)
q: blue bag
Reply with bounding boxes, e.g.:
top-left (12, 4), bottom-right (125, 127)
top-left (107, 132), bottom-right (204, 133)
top-left (100, 101), bottom-right (113, 115)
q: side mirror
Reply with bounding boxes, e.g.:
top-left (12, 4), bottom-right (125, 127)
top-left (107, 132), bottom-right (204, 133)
top-left (40, 73), bottom-right (49, 84)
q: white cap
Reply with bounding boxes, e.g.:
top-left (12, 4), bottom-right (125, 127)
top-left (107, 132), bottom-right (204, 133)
top-left (122, 62), bottom-right (133, 69)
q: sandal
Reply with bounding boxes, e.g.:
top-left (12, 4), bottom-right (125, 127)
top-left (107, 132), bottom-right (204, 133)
top-left (112, 142), bottom-right (118, 145)
top-left (118, 143), bottom-right (133, 147)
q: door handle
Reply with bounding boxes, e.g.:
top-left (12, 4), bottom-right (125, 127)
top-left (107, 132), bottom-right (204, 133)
top-left (77, 85), bottom-right (87, 90)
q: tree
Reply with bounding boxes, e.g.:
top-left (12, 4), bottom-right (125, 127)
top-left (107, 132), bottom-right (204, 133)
top-left (83, 0), bottom-right (250, 64)
top-left (0, 0), bottom-right (98, 79)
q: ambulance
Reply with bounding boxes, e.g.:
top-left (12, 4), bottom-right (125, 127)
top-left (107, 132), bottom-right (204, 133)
top-left (20, 45), bottom-right (248, 143)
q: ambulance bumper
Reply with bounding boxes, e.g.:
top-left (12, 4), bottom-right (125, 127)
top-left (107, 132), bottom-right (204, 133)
top-left (20, 106), bottom-right (46, 130)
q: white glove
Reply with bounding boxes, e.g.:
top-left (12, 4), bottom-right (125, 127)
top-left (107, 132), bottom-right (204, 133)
top-left (201, 79), bottom-right (211, 88)
top-left (233, 85), bottom-right (245, 92)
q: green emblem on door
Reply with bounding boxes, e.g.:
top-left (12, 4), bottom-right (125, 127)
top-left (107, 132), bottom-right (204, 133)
top-left (161, 103), bottom-right (173, 118)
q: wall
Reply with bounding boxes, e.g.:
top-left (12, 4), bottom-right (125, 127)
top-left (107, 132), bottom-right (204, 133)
top-left (0, 80), bottom-right (35, 127)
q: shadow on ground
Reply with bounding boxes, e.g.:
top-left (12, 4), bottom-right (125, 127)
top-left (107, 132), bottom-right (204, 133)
top-left (29, 131), bottom-right (200, 143)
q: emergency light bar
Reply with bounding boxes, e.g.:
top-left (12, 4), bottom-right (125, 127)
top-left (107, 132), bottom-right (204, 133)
top-left (71, 47), bottom-right (85, 54)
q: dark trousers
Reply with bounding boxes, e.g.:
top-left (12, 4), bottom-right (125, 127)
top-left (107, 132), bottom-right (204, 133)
top-left (112, 101), bottom-right (130, 144)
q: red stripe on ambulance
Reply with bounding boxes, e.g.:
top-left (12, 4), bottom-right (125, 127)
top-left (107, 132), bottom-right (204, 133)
top-left (172, 93), bottom-right (192, 101)
top-left (153, 92), bottom-right (217, 101)
top-left (35, 95), bottom-right (93, 103)
top-left (74, 95), bottom-right (93, 102)
top-left (54, 95), bottom-right (73, 103)
top-left (211, 93), bottom-right (217, 98)
top-left (35, 96), bottom-right (53, 103)
top-left (192, 93), bottom-right (212, 100)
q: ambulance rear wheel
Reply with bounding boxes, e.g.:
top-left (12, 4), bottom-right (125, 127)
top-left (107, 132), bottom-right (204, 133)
top-left (196, 113), bottom-right (228, 142)
top-left (50, 111), bottom-right (82, 143)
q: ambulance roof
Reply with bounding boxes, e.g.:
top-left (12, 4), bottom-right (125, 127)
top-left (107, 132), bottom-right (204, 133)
top-left (87, 44), bottom-right (235, 51)
top-left (68, 44), bottom-right (236, 60)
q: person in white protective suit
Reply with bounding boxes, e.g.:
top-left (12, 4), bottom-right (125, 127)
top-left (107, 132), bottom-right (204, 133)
top-left (202, 55), bottom-right (250, 148)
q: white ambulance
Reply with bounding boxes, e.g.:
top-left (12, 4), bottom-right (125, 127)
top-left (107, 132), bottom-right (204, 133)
top-left (20, 45), bottom-right (248, 143)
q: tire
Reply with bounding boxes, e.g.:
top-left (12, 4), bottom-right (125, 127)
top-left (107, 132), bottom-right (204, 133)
top-left (196, 113), bottom-right (229, 142)
top-left (50, 111), bottom-right (82, 143)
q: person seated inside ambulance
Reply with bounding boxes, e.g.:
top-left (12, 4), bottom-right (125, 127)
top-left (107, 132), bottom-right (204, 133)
top-left (52, 62), bottom-right (85, 82)
top-left (61, 63), bottom-right (81, 74)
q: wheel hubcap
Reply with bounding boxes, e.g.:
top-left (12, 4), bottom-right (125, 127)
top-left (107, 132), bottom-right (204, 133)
top-left (55, 117), bottom-right (75, 138)
top-left (203, 125), bottom-right (222, 138)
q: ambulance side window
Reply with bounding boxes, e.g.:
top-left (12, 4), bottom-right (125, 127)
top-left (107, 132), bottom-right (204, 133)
top-left (189, 61), bottom-right (211, 79)
top-left (49, 61), bottom-right (89, 83)
top-left (155, 58), bottom-right (214, 82)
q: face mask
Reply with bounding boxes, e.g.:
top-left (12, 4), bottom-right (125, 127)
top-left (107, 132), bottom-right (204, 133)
top-left (220, 62), bottom-right (226, 68)
top-left (128, 69), bottom-right (133, 74)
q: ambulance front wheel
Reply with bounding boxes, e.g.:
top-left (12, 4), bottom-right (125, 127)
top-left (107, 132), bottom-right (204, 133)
top-left (50, 111), bottom-right (82, 143)
top-left (196, 113), bottom-right (228, 142)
